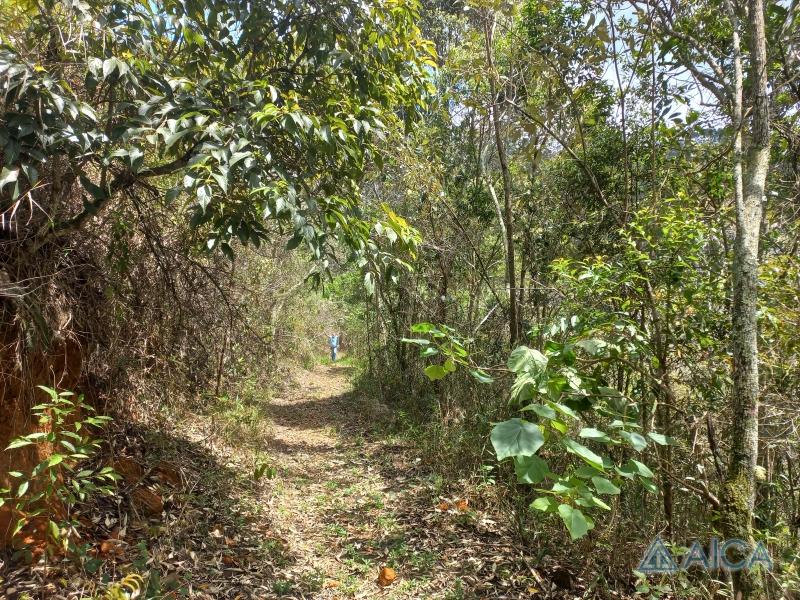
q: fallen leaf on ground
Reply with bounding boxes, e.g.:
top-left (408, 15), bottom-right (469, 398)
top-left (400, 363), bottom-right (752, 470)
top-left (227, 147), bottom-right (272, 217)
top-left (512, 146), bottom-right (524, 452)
top-left (377, 566), bottom-right (397, 587)
top-left (113, 457), bottom-right (144, 484)
top-left (153, 461), bottom-right (182, 487)
top-left (99, 539), bottom-right (125, 557)
top-left (131, 487), bottom-right (164, 516)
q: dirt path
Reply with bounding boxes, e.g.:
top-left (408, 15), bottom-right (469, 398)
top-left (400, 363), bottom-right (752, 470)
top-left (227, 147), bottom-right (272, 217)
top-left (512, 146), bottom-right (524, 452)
top-left (261, 363), bottom-right (543, 599)
top-left (0, 362), bottom-right (563, 600)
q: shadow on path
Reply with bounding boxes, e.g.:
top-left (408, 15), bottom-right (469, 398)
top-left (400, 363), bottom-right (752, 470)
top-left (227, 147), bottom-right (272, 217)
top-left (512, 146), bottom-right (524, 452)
top-left (263, 364), bottom-right (542, 599)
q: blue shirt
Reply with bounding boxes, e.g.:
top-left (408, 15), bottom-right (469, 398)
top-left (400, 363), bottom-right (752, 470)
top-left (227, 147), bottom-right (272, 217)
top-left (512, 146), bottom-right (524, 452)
top-left (328, 335), bottom-right (339, 348)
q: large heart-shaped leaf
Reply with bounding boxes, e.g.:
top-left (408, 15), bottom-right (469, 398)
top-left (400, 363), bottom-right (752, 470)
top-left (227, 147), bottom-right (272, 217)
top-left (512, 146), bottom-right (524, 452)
top-left (575, 338), bottom-right (605, 356)
top-left (469, 368), bottom-right (494, 384)
top-left (491, 419), bottom-right (544, 460)
top-left (647, 432), bottom-right (672, 445)
top-left (579, 427), bottom-right (612, 443)
top-left (531, 496), bottom-right (557, 512)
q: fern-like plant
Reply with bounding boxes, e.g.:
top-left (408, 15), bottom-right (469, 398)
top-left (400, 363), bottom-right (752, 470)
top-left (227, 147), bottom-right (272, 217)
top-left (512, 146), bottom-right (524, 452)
top-left (103, 573), bottom-right (145, 599)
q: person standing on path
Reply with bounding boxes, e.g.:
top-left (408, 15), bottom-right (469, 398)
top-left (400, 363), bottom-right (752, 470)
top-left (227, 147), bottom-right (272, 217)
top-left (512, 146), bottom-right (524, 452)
top-left (328, 332), bottom-right (340, 362)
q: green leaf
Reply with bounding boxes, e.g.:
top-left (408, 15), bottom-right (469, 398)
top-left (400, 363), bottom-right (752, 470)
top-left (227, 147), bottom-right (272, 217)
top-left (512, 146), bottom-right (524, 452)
top-left (401, 338), bottom-right (430, 346)
top-left (48, 519), bottom-right (60, 541)
top-left (548, 401), bottom-right (578, 420)
top-left (507, 346), bottom-right (548, 374)
top-left (531, 496), bottom-right (557, 512)
top-left (0, 166), bottom-right (19, 191)
top-left (619, 430), bottom-right (648, 452)
top-left (12, 517), bottom-right (26, 537)
top-left (102, 57), bottom-right (122, 78)
top-left (574, 465), bottom-right (602, 479)
top-left (284, 234), bottom-right (302, 250)
top-left (79, 174), bottom-right (108, 201)
top-left (197, 184), bottom-right (212, 210)
top-left (521, 403), bottom-right (557, 420)
top-left (597, 386), bottom-right (622, 398)
top-left (211, 171), bottom-right (229, 193)
top-left (514, 455), bottom-right (550, 484)
top-left (562, 438), bottom-right (604, 470)
top-left (557, 504), bottom-right (593, 540)
top-left (424, 364), bottom-right (448, 380)
top-left (640, 477), bottom-right (658, 493)
top-left (491, 419), bottom-right (544, 460)
top-left (164, 127), bottom-right (195, 152)
top-left (363, 272), bottom-right (375, 295)
top-left (5, 439), bottom-right (33, 450)
top-left (647, 432), bottom-right (672, 445)
top-left (36, 385), bottom-right (59, 399)
top-left (626, 459), bottom-right (654, 478)
top-left (591, 476), bottom-right (620, 495)
top-left (579, 428), bottom-right (612, 443)
top-left (17, 481), bottom-right (29, 497)
top-left (47, 454), bottom-right (65, 467)
top-left (510, 372), bottom-right (538, 403)
top-left (468, 369), bottom-right (494, 384)
top-left (575, 338), bottom-right (605, 356)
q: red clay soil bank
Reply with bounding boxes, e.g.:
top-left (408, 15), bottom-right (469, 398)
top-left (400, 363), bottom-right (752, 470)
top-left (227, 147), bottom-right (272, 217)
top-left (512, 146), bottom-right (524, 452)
top-left (0, 329), bottom-right (82, 548)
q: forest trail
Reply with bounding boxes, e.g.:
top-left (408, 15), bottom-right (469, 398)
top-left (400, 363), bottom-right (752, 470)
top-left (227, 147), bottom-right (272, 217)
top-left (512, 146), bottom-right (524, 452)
top-left (0, 361), bottom-right (575, 600)
top-left (262, 362), bottom-right (542, 599)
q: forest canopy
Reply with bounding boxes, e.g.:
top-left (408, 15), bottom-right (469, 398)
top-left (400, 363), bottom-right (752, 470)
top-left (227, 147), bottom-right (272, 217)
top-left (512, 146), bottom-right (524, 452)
top-left (1, 0), bottom-right (434, 259)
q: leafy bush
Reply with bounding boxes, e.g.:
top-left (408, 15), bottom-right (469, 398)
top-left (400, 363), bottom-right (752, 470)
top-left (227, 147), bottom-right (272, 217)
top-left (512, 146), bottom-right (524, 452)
top-left (0, 386), bottom-right (118, 554)
top-left (405, 319), bottom-right (667, 540)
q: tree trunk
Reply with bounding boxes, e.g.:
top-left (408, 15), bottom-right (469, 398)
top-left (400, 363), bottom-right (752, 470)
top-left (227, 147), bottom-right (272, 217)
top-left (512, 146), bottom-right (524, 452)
top-left (719, 1), bottom-right (770, 598)
top-left (484, 13), bottom-right (519, 346)
top-left (657, 390), bottom-right (674, 541)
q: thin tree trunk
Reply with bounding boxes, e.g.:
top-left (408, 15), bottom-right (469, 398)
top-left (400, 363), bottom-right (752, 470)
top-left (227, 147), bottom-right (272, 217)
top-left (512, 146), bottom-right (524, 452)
top-left (214, 261), bottom-right (236, 397)
top-left (517, 244), bottom-right (527, 334)
top-left (719, 1), bottom-right (770, 598)
top-left (787, 455), bottom-right (798, 540)
top-left (484, 13), bottom-right (519, 346)
top-left (656, 380), bottom-right (674, 541)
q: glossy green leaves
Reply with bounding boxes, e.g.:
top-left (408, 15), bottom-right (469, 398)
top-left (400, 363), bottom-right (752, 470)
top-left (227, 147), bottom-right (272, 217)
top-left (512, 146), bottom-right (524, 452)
top-left (1, 0), bottom-right (434, 263)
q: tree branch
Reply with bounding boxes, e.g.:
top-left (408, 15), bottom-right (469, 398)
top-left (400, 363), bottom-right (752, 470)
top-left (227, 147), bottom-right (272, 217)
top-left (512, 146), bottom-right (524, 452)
top-left (43, 145), bottom-right (200, 245)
